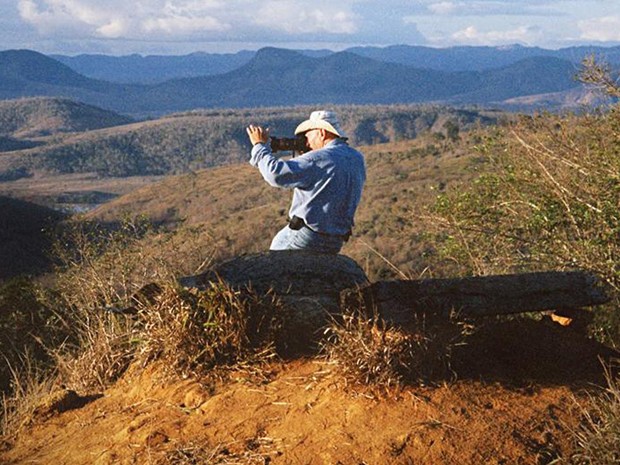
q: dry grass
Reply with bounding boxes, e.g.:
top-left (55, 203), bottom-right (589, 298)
top-left (51, 279), bottom-right (285, 390)
top-left (53, 218), bottom-right (215, 312)
top-left (1, 216), bottom-right (279, 435)
top-left (1, 350), bottom-right (57, 442)
top-left (53, 311), bottom-right (137, 391)
top-left (321, 305), bottom-right (472, 388)
top-left (45, 217), bottom-right (217, 390)
top-left (1, 279), bottom-right (285, 440)
top-left (569, 366), bottom-right (620, 465)
top-left (161, 439), bottom-right (277, 465)
top-left (136, 281), bottom-right (284, 380)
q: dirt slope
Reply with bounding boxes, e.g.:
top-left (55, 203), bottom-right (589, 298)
top-left (2, 316), bottom-right (617, 465)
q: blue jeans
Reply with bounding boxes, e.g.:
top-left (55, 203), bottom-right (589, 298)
top-left (270, 226), bottom-right (344, 254)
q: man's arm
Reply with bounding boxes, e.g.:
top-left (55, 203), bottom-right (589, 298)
top-left (246, 124), bottom-right (318, 189)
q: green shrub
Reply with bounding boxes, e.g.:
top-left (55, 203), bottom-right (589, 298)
top-left (426, 107), bottom-right (620, 346)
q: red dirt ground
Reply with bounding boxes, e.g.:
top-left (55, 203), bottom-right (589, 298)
top-left (1, 317), bottom-right (618, 465)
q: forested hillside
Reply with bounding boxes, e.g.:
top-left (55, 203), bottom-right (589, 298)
top-left (52, 50), bottom-right (256, 84)
top-left (0, 97), bottom-right (132, 139)
top-left (0, 196), bottom-right (65, 280)
top-left (0, 103), bottom-right (500, 180)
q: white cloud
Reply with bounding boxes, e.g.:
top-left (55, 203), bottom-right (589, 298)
top-left (17, 0), bottom-right (359, 41)
top-left (142, 16), bottom-right (229, 35)
top-left (428, 2), bottom-right (460, 15)
top-left (9, 0), bottom-right (620, 54)
top-left (578, 16), bottom-right (620, 42)
top-left (451, 24), bottom-right (542, 45)
top-left (425, 1), bottom-right (561, 17)
top-left (141, 1), bottom-right (229, 36)
top-left (18, 0), bottom-right (234, 39)
top-left (19, 0), bottom-right (136, 37)
top-left (96, 19), bottom-right (129, 38)
top-left (253, 1), bottom-right (358, 35)
top-left (18, 0), bottom-right (91, 34)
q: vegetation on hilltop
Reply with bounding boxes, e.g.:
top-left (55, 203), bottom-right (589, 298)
top-left (426, 106), bottom-right (620, 345)
top-left (0, 103), bottom-right (499, 180)
top-left (417, 61), bottom-right (620, 463)
top-left (0, 97), bottom-right (132, 139)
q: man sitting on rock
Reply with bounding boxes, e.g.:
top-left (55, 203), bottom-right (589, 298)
top-left (246, 110), bottom-right (366, 254)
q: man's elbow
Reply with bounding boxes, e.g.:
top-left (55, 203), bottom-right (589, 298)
top-left (261, 173), bottom-right (285, 187)
top-left (265, 178), bottom-right (282, 188)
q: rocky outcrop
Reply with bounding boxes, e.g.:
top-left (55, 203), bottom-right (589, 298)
top-left (178, 251), bottom-right (369, 349)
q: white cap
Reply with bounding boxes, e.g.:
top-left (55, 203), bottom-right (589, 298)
top-left (294, 110), bottom-right (346, 138)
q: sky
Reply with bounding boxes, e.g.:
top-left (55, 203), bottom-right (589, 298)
top-left (1, 0), bottom-right (619, 56)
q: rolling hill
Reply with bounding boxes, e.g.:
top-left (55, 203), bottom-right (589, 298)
top-left (130, 48), bottom-right (581, 113)
top-left (0, 50), bottom-right (144, 113)
top-left (347, 43), bottom-right (620, 71)
top-left (0, 104), bottom-right (499, 180)
top-left (0, 196), bottom-right (65, 280)
top-left (0, 97), bottom-right (133, 139)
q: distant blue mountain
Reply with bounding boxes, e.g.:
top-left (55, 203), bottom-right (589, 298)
top-left (0, 47), bottom-right (591, 115)
top-left (133, 48), bottom-right (580, 113)
top-left (347, 44), bottom-right (620, 72)
top-left (51, 50), bottom-right (256, 84)
top-left (49, 44), bottom-right (620, 83)
top-left (0, 49), bottom-right (143, 111)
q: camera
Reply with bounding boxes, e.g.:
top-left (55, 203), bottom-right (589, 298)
top-left (270, 134), bottom-right (308, 154)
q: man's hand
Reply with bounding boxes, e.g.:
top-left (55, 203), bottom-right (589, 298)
top-left (246, 124), bottom-right (270, 146)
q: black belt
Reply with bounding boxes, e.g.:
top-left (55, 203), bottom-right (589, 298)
top-left (288, 216), bottom-right (351, 241)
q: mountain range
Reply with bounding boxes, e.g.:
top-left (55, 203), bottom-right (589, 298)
top-left (51, 44), bottom-right (620, 83)
top-left (1, 44), bottom-right (616, 116)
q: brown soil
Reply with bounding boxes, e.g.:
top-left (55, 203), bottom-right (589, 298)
top-left (2, 317), bottom-right (618, 465)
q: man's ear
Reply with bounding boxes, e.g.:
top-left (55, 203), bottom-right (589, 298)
top-left (320, 128), bottom-right (336, 140)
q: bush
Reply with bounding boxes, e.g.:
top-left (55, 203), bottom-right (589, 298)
top-left (321, 306), bottom-right (471, 388)
top-left (421, 59), bottom-right (620, 464)
top-left (0, 278), bottom-right (65, 393)
top-left (426, 107), bottom-right (620, 346)
top-left (1, 216), bottom-right (284, 435)
top-left (52, 217), bottom-right (214, 311)
top-left (136, 282), bottom-right (283, 379)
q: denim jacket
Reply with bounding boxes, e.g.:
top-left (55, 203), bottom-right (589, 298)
top-left (250, 138), bottom-right (366, 236)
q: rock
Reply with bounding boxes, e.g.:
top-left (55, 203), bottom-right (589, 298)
top-left (180, 251), bottom-right (369, 295)
top-left (179, 251), bottom-right (369, 350)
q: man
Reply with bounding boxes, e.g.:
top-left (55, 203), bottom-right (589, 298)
top-left (246, 110), bottom-right (366, 254)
